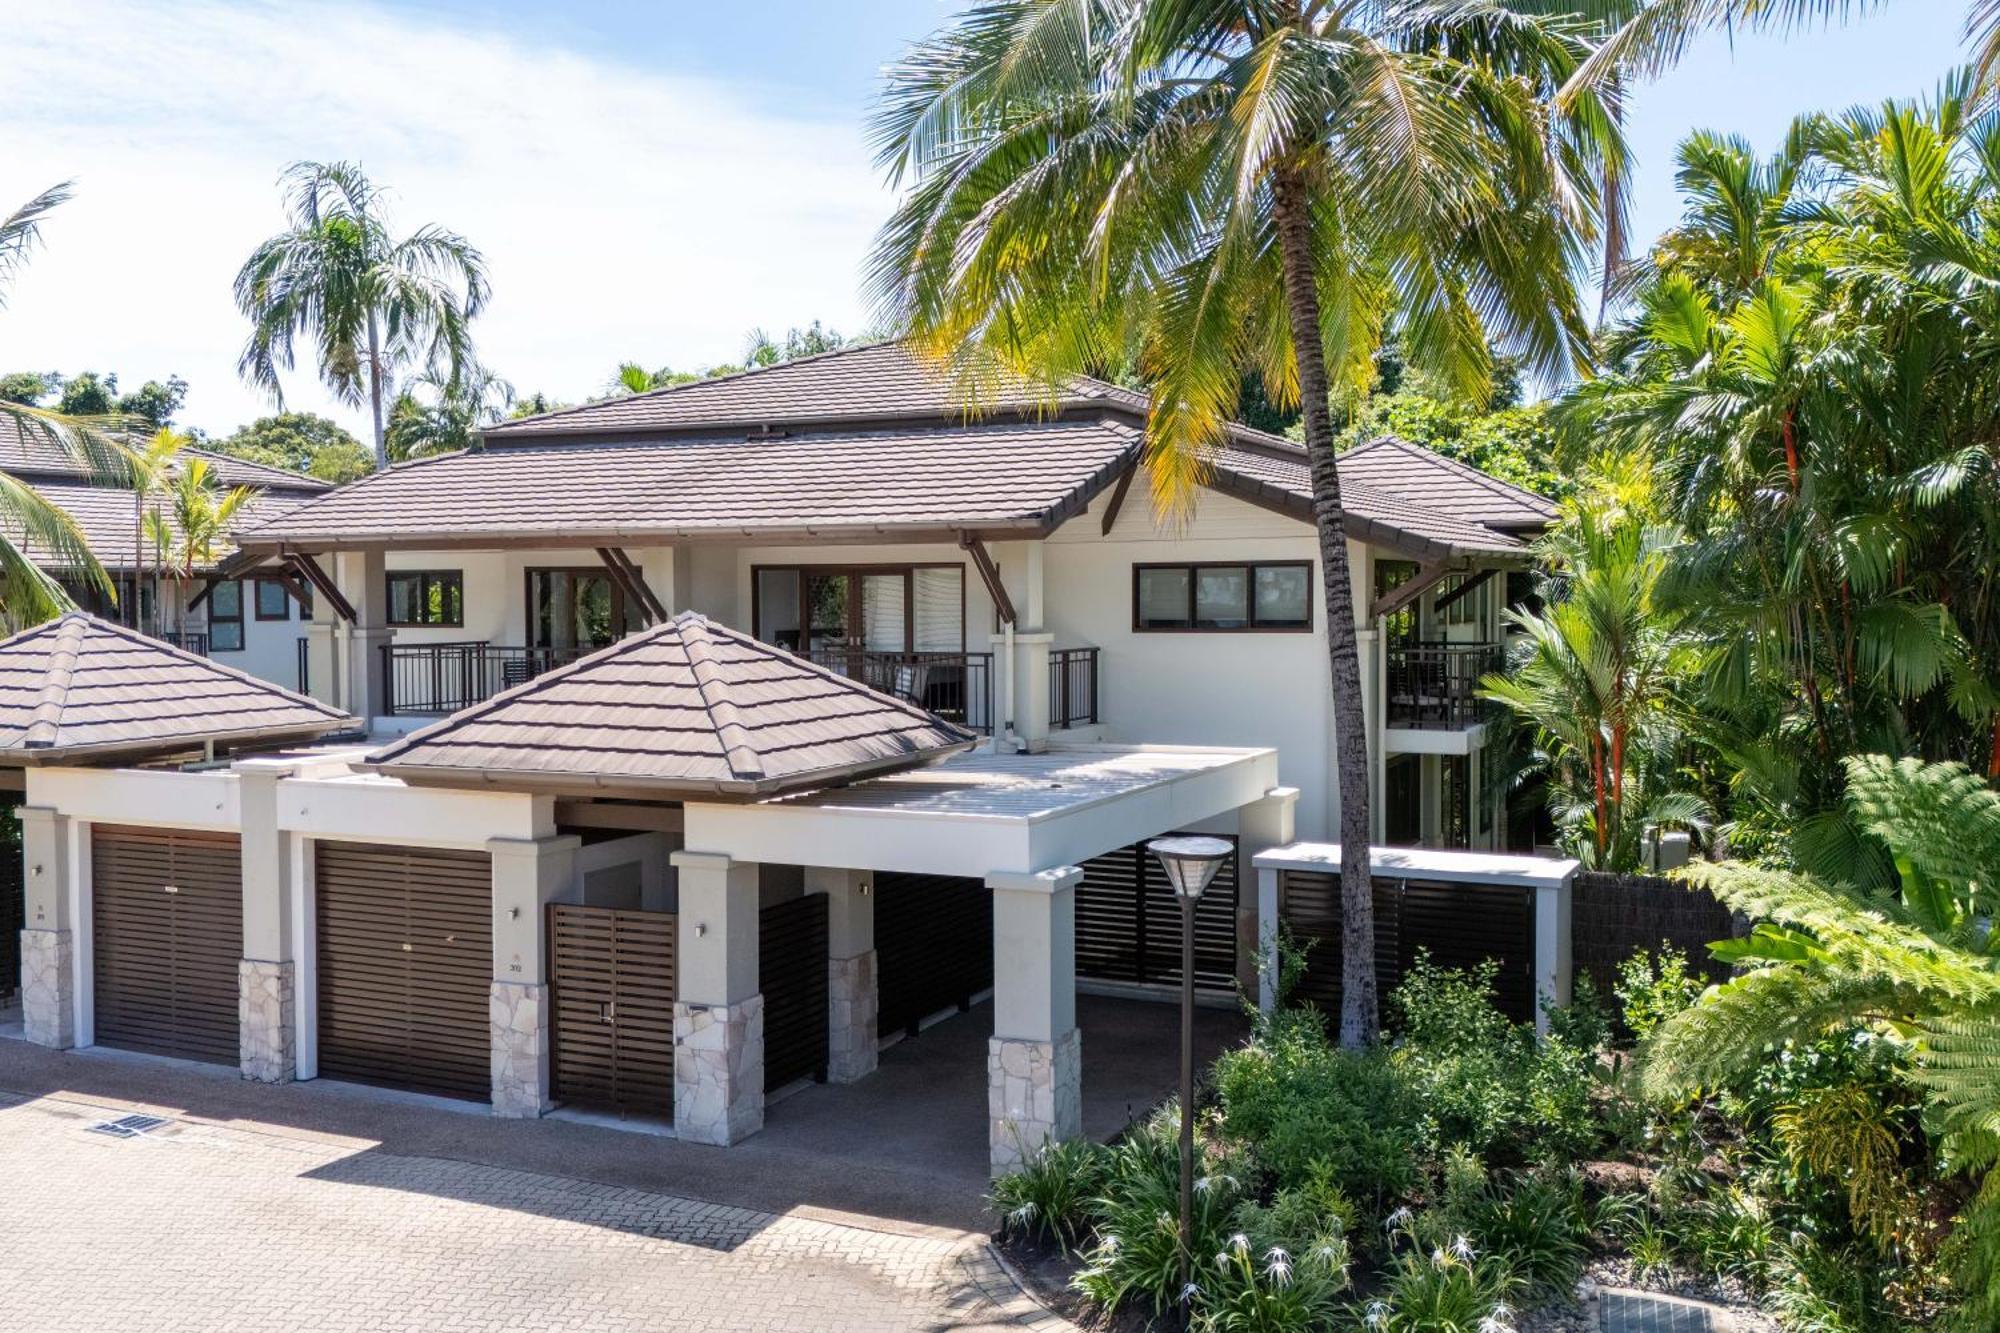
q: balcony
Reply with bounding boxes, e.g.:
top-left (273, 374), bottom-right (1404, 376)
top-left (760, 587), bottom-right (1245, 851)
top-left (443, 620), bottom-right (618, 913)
top-left (1050, 646), bottom-right (1100, 729)
top-left (1385, 642), bottom-right (1503, 731)
top-left (160, 630), bottom-right (209, 656)
top-left (804, 648), bottom-right (995, 732)
top-left (381, 642), bottom-right (589, 717)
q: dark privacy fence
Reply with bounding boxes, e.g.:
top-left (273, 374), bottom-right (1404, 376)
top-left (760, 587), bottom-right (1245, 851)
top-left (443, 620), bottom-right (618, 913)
top-left (1569, 869), bottom-right (1740, 1002)
top-left (0, 802), bottom-right (21, 998)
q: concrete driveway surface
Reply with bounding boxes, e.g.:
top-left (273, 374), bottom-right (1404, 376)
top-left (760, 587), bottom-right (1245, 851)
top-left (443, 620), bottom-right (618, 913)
top-left (0, 1041), bottom-right (1071, 1333)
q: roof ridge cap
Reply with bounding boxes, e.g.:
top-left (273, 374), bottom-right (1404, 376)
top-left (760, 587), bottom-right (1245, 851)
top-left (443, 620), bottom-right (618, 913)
top-left (679, 617), bottom-right (766, 781)
top-left (25, 616), bottom-right (89, 748)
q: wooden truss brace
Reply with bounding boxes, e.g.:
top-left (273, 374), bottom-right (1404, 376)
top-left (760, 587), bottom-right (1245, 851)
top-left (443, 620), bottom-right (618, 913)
top-left (1100, 454), bottom-right (1140, 536)
top-left (1429, 567), bottom-right (1494, 616)
top-left (958, 532), bottom-right (1017, 626)
top-left (284, 551), bottom-right (357, 623)
top-left (1370, 560), bottom-right (1453, 621)
top-left (595, 546), bottom-right (669, 626)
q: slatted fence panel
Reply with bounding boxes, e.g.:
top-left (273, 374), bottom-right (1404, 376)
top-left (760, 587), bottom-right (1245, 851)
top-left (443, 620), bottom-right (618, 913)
top-left (0, 803), bottom-right (22, 998)
top-left (760, 893), bottom-right (829, 1092)
top-left (1075, 838), bottom-right (1240, 994)
top-left (92, 826), bottom-right (242, 1065)
top-left (875, 872), bottom-right (991, 1037)
top-left (549, 904), bottom-right (676, 1115)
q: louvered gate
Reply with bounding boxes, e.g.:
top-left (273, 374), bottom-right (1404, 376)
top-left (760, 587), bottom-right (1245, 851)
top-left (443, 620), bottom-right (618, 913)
top-left (547, 904), bottom-right (677, 1115)
top-left (875, 872), bottom-right (992, 1037)
top-left (1075, 836), bottom-right (1240, 995)
top-left (315, 842), bottom-right (492, 1100)
top-left (760, 893), bottom-right (829, 1092)
top-left (1280, 870), bottom-right (1537, 1024)
top-left (91, 826), bottom-right (242, 1065)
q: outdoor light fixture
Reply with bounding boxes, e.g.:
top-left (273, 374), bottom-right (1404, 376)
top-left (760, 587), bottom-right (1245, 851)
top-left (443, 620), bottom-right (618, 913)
top-left (1146, 834), bottom-right (1234, 1326)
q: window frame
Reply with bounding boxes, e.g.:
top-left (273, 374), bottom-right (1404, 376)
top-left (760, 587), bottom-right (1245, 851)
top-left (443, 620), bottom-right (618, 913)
top-left (208, 578), bottom-right (245, 652)
top-left (1131, 560), bottom-right (1315, 633)
top-left (385, 569), bottom-right (465, 628)
top-left (253, 577), bottom-right (292, 621)
top-left (749, 562), bottom-right (968, 655)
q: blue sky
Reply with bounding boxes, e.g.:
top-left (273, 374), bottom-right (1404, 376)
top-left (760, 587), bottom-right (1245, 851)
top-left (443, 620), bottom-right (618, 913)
top-left (0, 1), bottom-right (1974, 439)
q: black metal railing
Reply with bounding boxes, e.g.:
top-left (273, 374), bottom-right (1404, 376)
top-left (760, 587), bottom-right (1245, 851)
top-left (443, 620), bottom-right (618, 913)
top-left (1049, 647), bottom-right (1100, 729)
top-left (381, 642), bottom-right (589, 716)
top-left (161, 630), bottom-right (209, 656)
top-left (1385, 642), bottom-right (1504, 730)
top-left (805, 648), bottom-right (994, 733)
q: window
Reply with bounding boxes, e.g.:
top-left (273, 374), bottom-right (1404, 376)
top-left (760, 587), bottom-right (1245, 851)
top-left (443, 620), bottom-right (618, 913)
top-left (752, 565), bottom-right (965, 656)
top-left (254, 577), bottom-right (291, 621)
top-left (209, 580), bottom-right (244, 652)
top-left (387, 570), bottom-right (464, 627)
top-left (1133, 561), bottom-right (1312, 631)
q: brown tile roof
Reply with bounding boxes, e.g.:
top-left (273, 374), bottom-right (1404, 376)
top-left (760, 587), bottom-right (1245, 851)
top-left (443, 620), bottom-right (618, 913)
top-left (1209, 445), bottom-right (1528, 559)
top-left (0, 613), bottom-right (353, 763)
top-left (19, 479), bottom-right (311, 571)
top-left (1336, 436), bottom-right (1556, 530)
top-left (367, 612), bottom-right (976, 795)
top-left (0, 413), bottom-right (330, 493)
top-left (240, 417), bottom-right (1140, 548)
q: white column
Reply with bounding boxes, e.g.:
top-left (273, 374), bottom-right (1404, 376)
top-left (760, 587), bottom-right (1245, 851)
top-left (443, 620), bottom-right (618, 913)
top-left (1235, 787), bottom-right (1299, 1006)
top-left (304, 593), bottom-right (339, 710)
top-left (17, 806), bottom-right (74, 1050)
top-left (487, 834), bottom-right (580, 1117)
top-left (1533, 873), bottom-right (1575, 1038)
top-left (1021, 542), bottom-right (1045, 632)
top-left (987, 866), bottom-right (1082, 1174)
top-left (237, 768), bottom-right (296, 1082)
top-left (1011, 632), bottom-right (1054, 752)
top-left (806, 866), bottom-right (876, 1082)
top-left (639, 546), bottom-right (692, 618)
top-left (1357, 624), bottom-right (1385, 843)
top-left (671, 850), bottom-right (764, 1145)
top-left (334, 549), bottom-right (390, 723)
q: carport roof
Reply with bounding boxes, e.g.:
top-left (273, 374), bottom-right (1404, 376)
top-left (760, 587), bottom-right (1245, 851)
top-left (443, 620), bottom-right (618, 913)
top-left (0, 613), bottom-right (356, 763)
top-left (365, 611), bottom-right (979, 796)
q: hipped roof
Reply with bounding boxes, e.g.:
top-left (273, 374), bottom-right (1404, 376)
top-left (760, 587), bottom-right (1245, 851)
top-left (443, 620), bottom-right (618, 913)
top-left (366, 611), bottom-right (977, 796)
top-left (0, 613), bottom-right (354, 763)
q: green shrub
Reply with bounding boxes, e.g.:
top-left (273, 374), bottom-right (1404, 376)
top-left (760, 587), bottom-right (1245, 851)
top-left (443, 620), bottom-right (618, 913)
top-left (1679, 1186), bottom-right (1775, 1289)
top-left (1464, 1170), bottom-right (1591, 1299)
top-left (1233, 1161), bottom-right (1359, 1254)
top-left (1193, 1231), bottom-right (1351, 1332)
top-left (1074, 1112), bottom-right (1246, 1317)
top-left (988, 1137), bottom-right (1105, 1250)
top-left (1767, 1236), bottom-right (1905, 1333)
top-left (1211, 1006), bottom-right (1421, 1217)
top-left (1614, 946), bottom-right (1705, 1040)
top-left (1362, 1219), bottom-right (1525, 1333)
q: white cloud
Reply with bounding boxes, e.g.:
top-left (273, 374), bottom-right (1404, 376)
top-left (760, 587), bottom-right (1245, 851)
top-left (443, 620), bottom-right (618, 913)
top-left (0, 0), bottom-right (897, 440)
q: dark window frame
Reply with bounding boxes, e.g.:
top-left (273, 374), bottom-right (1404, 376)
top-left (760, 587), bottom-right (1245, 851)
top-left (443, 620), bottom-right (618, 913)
top-left (1131, 560), bottom-right (1314, 633)
top-left (209, 579), bottom-right (245, 652)
top-left (749, 562), bottom-right (969, 655)
top-left (253, 577), bottom-right (292, 621)
top-left (386, 570), bottom-right (465, 628)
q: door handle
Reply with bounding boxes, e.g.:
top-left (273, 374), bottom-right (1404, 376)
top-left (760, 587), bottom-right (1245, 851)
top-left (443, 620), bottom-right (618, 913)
top-left (598, 1000), bottom-right (615, 1024)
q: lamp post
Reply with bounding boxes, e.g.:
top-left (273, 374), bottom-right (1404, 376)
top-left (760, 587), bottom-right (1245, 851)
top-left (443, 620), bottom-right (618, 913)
top-left (1147, 834), bottom-right (1233, 1325)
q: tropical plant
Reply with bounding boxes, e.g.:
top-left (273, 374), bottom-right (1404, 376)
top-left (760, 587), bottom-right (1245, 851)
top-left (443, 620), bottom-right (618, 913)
top-left (145, 457), bottom-right (257, 638)
top-left (1642, 754), bottom-right (2000, 1325)
top-left (1192, 1230), bottom-right (1350, 1333)
top-left (127, 428), bottom-right (190, 632)
top-left (211, 411), bottom-right (371, 484)
top-left (1073, 1110), bottom-right (1247, 1317)
top-left (989, 1137), bottom-right (1106, 1250)
top-left (870, 0), bottom-right (1623, 1046)
top-left (385, 364), bottom-right (514, 460)
top-left (235, 160), bottom-right (490, 471)
top-left (0, 181), bottom-right (127, 628)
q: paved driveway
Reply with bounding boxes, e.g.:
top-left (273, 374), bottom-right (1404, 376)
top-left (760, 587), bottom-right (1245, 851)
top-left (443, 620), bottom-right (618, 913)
top-left (0, 1077), bottom-right (1065, 1333)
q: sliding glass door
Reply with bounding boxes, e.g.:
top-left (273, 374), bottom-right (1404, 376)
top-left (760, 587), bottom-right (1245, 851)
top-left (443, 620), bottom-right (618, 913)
top-left (528, 568), bottom-right (640, 655)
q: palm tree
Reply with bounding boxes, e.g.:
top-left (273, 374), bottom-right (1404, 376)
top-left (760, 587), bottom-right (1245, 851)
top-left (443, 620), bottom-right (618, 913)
top-left (145, 457), bottom-right (257, 641)
top-left (870, 0), bottom-right (1623, 1046)
top-left (1643, 754), bottom-right (2000, 1323)
top-left (0, 181), bottom-right (125, 629)
top-left (385, 364), bottom-right (514, 460)
top-left (235, 160), bottom-right (490, 472)
top-left (127, 428), bottom-right (189, 633)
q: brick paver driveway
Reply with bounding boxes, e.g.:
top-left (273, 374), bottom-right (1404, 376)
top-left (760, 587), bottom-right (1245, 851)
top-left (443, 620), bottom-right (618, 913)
top-left (0, 1087), bottom-right (1065, 1333)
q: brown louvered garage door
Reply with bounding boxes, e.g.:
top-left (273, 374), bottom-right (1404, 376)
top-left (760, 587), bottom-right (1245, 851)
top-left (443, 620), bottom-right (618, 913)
top-left (92, 825), bottom-right (242, 1065)
top-left (1075, 836), bottom-right (1240, 995)
top-left (316, 842), bottom-right (491, 1100)
top-left (548, 904), bottom-right (676, 1115)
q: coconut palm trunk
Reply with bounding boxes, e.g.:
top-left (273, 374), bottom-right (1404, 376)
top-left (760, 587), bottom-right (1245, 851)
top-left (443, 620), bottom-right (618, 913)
top-left (367, 311), bottom-right (387, 471)
top-left (1272, 167), bottom-right (1378, 1045)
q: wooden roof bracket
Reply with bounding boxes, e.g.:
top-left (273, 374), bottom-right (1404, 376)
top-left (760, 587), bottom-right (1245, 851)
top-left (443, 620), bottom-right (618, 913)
top-left (1100, 452), bottom-right (1140, 536)
top-left (596, 546), bottom-right (669, 626)
top-left (1429, 566), bottom-right (1495, 615)
top-left (285, 550), bottom-right (357, 623)
top-left (1370, 560), bottom-right (1451, 621)
top-left (958, 532), bottom-right (1017, 626)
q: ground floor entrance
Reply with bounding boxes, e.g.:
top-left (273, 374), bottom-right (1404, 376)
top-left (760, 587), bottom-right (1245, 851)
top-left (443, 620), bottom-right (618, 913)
top-left (91, 825), bottom-right (242, 1065)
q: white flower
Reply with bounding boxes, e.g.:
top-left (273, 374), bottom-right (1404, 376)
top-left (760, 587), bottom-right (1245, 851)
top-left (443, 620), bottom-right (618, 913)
top-left (1450, 1234), bottom-right (1478, 1263)
top-left (1385, 1206), bottom-right (1414, 1232)
top-left (1478, 1316), bottom-right (1515, 1333)
top-left (1263, 1247), bottom-right (1294, 1287)
top-left (1229, 1231), bottom-right (1252, 1253)
top-left (1180, 1281), bottom-right (1203, 1304)
top-left (1364, 1300), bottom-right (1391, 1329)
top-left (1098, 1233), bottom-right (1121, 1254)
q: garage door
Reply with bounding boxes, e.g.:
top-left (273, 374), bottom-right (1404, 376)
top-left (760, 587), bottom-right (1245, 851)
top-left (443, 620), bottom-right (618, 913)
top-left (316, 842), bottom-right (492, 1100)
top-left (92, 825), bottom-right (242, 1065)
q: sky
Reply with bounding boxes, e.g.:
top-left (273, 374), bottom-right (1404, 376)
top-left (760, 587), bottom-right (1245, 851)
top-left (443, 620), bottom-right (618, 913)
top-left (0, 0), bottom-right (1975, 443)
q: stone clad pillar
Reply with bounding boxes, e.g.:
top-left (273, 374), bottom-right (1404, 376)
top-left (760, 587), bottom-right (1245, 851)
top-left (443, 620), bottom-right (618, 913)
top-left (671, 850), bottom-right (763, 1145)
top-left (17, 806), bottom-right (74, 1049)
top-left (806, 867), bottom-right (876, 1083)
top-left (987, 866), bottom-right (1083, 1175)
top-left (487, 834), bottom-right (580, 1117)
top-left (1235, 787), bottom-right (1300, 1008)
top-left (237, 766), bottom-right (295, 1082)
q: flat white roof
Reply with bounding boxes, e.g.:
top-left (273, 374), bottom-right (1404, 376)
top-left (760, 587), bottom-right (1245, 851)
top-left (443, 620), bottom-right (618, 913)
top-left (685, 743), bottom-right (1281, 878)
top-left (1252, 841), bottom-right (1579, 890)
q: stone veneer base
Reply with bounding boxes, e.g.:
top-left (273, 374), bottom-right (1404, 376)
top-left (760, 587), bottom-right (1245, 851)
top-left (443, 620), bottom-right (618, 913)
top-left (238, 958), bottom-right (296, 1083)
top-left (674, 994), bottom-right (765, 1146)
top-left (20, 928), bottom-right (73, 1050)
top-left (987, 1027), bottom-right (1082, 1175)
top-left (490, 980), bottom-right (550, 1118)
top-left (826, 951), bottom-right (878, 1083)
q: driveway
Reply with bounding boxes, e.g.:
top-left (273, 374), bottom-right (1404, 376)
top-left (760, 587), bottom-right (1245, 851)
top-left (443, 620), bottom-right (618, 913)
top-left (0, 1042), bottom-right (1069, 1333)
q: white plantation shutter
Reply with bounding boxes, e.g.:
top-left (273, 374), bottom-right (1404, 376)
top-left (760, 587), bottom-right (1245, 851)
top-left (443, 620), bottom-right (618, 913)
top-left (912, 568), bottom-right (963, 651)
